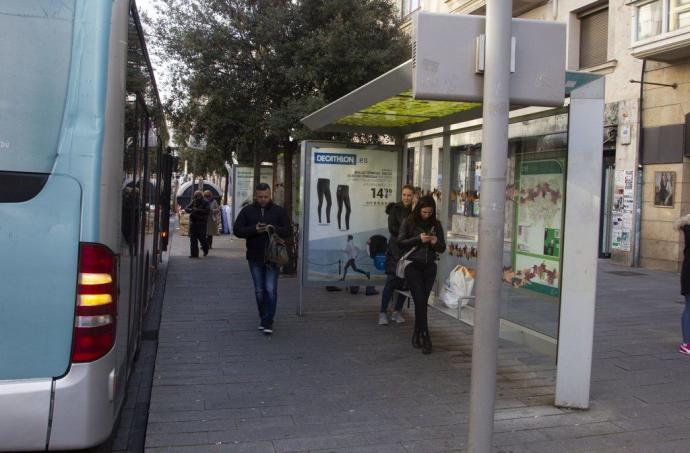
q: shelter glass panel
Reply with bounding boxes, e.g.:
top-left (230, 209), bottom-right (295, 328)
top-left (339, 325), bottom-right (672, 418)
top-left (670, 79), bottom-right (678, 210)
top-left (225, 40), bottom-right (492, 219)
top-left (409, 113), bottom-right (568, 341)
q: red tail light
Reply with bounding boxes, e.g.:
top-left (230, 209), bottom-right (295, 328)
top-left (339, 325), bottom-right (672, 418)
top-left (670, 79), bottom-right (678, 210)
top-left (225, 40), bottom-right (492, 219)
top-left (72, 243), bottom-right (117, 363)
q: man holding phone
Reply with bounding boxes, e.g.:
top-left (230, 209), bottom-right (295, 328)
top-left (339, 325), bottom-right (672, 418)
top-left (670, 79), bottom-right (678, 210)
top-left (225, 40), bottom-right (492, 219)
top-left (233, 183), bottom-right (293, 335)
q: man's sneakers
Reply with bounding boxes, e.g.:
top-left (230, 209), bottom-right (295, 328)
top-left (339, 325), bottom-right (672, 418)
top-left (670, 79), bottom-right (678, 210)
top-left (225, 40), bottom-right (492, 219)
top-left (390, 311), bottom-right (405, 324)
top-left (262, 327), bottom-right (273, 336)
top-left (679, 343), bottom-right (690, 356)
top-left (378, 312), bottom-right (389, 326)
top-left (258, 325), bottom-right (264, 332)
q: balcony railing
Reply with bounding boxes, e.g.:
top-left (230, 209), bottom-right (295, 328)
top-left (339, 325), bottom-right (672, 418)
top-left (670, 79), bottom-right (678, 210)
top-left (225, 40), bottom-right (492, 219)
top-left (631, 0), bottom-right (690, 61)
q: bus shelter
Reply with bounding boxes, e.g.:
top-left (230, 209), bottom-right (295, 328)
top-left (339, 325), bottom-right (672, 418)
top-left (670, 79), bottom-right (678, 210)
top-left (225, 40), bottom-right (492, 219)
top-left (300, 53), bottom-right (604, 409)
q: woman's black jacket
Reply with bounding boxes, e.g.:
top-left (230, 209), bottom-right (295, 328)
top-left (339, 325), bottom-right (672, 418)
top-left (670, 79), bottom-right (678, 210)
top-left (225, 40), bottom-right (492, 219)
top-left (384, 202), bottom-right (412, 273)
top-left (397, 217), bottom-right (446, 265)
top-left (233, 201), bottom-right (292, 262)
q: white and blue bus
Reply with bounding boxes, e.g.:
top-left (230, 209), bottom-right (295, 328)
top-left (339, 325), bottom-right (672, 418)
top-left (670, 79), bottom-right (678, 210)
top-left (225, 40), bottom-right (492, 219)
top-left (0, 1), bottom-right (172, 450)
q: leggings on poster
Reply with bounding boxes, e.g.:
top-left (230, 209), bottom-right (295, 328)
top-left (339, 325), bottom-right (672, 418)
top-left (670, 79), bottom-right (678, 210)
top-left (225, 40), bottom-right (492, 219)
top-left (316, 178), bottom-right (332, 224)
top-left (337, 184), bottom-right (351, 230)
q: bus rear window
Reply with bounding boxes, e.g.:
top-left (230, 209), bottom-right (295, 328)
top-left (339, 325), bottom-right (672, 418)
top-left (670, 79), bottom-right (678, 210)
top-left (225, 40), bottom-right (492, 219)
top-left (0, 1), bottom-right (75, 174)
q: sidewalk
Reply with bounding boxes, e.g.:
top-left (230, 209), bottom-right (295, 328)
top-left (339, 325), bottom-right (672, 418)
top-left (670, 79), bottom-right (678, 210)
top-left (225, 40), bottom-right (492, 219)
top-left (144, 233), bottom-right (690, 453)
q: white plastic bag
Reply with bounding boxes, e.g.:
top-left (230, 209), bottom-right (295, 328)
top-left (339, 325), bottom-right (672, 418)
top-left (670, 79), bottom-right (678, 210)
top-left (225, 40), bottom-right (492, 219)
top-left (440, 265), bottom-right (475, 309)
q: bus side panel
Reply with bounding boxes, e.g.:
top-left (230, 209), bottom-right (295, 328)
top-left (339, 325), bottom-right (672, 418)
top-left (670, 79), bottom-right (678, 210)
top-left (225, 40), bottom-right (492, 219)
top-left (0, 173), bottom-right (81, 380)
top-left (97, 0), bottom-right (129, 413)
top-left (49, 350), bottom-right (116, 450)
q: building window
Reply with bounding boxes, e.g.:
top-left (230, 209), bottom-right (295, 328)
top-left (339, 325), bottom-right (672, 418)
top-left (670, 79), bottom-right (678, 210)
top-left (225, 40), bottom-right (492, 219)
top-left (579, 7), bottom-right (609, 69)
top-left (670, 0), bottom-right (690, 31)
top-left (637, 0), bottom-right (663, 40)
top-left (401, 0), bottom-right (421, 18)
top-left (633, 0), bottom-right (690, 41)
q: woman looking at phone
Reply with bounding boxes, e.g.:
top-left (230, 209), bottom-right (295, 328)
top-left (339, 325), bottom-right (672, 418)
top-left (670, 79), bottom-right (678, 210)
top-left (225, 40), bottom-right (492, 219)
top-left (397, 195), bottom-right (446, 354)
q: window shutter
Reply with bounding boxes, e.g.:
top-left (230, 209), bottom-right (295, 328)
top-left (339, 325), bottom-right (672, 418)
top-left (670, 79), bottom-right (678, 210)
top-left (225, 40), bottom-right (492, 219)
top-left (579, 8), bottom-right (608, 69)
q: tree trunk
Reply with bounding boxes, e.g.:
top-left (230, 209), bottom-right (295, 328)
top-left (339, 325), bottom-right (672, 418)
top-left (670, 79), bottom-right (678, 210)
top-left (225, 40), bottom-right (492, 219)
top-left (284, 146), bottom-right (294, 220)
top-left (224, 169), bottom-right (230, 206)
top-left (252, 142), bottom-right (260, 188)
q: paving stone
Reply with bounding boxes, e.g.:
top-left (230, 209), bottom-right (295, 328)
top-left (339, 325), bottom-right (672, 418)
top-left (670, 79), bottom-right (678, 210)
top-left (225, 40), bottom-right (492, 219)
top-left (138, 234), bottom-right (690, 452)
top-left (273, 433), bottom-right (368, 452)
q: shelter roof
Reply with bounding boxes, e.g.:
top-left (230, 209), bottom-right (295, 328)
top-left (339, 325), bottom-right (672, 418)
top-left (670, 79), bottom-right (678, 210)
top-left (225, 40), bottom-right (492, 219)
top-left (301, 60), bottom-right (600, 135)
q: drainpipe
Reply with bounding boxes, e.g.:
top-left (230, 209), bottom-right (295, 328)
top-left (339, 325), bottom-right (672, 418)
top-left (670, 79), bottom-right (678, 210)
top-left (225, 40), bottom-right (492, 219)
top-left (633, 59), bottom-right (646, 267)
top-left (552, 0), bottom-right (558, 20)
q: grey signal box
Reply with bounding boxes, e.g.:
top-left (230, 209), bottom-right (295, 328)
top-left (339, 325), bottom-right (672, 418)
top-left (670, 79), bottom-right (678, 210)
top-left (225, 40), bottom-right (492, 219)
top-left (412, 12), bottom-right (566, 107)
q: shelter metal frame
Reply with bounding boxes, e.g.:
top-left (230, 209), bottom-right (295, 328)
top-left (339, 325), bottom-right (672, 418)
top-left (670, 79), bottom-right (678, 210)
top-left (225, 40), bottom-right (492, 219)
top-left (301, 59), bottom-right (604, 410)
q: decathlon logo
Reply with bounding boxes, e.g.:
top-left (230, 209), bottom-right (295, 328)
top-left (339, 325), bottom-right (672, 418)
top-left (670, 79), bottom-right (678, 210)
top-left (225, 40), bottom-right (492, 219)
top-left (314, 152), bottom-right (357, 165)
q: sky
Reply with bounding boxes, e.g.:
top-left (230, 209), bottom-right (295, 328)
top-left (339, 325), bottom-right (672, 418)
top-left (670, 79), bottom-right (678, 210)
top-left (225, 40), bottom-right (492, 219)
top-left (134, 0), bottom-right (171, 102)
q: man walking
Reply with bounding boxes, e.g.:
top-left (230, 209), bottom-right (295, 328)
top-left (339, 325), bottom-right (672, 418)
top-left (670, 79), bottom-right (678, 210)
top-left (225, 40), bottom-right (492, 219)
top-left (378, 184), bottom-right (414, 325)
top-left (185, 190), bottom-right (210, 258)
top-left (233, 183), bottom-right (292, 335)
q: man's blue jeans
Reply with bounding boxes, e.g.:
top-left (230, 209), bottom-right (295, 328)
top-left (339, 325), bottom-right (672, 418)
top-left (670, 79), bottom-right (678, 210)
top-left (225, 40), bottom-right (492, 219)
top-left (248, 261), bottom-right (279, 328)
top-left (683, 294), bottom-right (690, 344)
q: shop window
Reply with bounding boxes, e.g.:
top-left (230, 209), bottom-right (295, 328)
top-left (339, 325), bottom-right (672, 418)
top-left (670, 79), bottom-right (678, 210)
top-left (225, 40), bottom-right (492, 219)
top-left (405, 147), bottom-right (415, 184)
top-left (421, 145), bottom-right (433, 191)
top-left (450, 145), bottom-right (481, 219)
top-left (579, 7), bottom-right (609, 69)
top-left (439, 131), bottom-right (568, 339)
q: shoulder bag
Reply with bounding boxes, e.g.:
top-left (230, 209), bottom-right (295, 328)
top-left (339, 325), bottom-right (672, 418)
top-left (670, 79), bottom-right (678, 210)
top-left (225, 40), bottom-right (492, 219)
top-left (396, 246), bottom-right (417, 279)
top-left (265, 226), bottom-right (289, 266)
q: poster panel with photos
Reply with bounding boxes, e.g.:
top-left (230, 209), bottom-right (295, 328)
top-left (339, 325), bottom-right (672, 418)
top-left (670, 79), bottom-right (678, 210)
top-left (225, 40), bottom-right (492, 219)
top-left (513, 159), bottom-right (564, 297)
top-left (303, 144), bottom-right (399, 284)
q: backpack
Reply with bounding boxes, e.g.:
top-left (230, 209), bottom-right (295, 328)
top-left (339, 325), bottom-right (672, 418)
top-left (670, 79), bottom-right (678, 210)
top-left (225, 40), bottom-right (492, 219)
top-left (265, 227), bottom-right (289, 266)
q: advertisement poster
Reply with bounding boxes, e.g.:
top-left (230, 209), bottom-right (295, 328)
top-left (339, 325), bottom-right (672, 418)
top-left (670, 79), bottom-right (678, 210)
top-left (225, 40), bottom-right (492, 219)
top-left (305, 146), bottom-right (399, 283)
top-left (513, 159), bottom-right (564, 297)
top-left (611, 170), bottom-right (633, 252)
top-left (232, 166), bottom-right (274, 223)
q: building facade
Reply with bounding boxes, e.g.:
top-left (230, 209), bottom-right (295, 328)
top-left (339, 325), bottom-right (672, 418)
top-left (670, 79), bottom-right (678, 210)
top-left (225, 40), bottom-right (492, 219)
top-left (628, 0), bottom-right (690, 272)
top-left (393, 1), bottom-right (671, 269)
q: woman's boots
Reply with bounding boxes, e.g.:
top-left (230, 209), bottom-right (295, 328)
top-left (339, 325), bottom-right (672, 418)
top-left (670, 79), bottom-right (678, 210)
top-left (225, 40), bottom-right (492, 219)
top-left (412, 328), bottom-right (432, 354)
top-left (420, 331), bottom-right (432, 355)
top-left (411, 328), bottom-right (422, 349)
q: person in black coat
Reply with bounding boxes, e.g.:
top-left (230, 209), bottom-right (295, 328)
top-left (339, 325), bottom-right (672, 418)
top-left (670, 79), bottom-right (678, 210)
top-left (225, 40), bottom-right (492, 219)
top-left (233, 183), bottom-right (292, 335)
top-left (185, 190), bottom-right (210, 258)
top-left (398, 195), bottom-right (446, 354)
top-left (674, 214), bottom-right (690, 355)
top-left (378, 184), bottom-right (414, 325)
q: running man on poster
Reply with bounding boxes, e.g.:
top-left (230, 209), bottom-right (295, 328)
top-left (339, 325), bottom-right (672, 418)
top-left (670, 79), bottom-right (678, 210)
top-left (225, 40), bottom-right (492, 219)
top-left (305, 147), bottom-right (399, 283)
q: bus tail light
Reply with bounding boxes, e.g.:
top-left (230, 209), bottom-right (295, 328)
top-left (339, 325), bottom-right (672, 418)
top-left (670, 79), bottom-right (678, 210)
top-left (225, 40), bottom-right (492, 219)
top-left (72, 243), bottom-right (117, 363)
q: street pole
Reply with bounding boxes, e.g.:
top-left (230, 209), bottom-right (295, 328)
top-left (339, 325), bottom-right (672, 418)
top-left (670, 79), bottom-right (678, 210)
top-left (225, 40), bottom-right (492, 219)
top-left (467, 1), bottom-right (512, 452)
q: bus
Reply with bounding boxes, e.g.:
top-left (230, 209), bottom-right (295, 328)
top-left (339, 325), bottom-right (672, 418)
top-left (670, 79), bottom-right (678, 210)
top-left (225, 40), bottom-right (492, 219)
top-left (0, 1), bottom-right (171, 450)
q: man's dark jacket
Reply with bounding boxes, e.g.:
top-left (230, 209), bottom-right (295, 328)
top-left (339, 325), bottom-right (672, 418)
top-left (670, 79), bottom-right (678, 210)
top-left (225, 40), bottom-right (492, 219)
top-left (185, 198), bottom-right (210, 228)
top-left (233, 201), bottom-right (293, 262)
top-left (384, 202), bottom-right (411, 274)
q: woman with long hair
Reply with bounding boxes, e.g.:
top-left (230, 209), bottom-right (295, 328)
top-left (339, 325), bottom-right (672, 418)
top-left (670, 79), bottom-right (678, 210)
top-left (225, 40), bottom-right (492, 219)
top-left (397, 195), bottom-right (446, 354)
